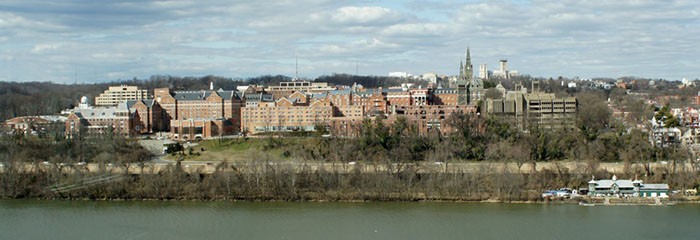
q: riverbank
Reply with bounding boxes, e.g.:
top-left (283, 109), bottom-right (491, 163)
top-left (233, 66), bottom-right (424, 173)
top-left (2, 162), bottom-right (698, 203)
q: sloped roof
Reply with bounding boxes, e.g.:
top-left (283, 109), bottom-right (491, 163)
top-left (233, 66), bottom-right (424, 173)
top-left (216, 90), bottom-right (241, 100)
top-left (641, 184), bottom-right (669, 190)
top-left (72, 106), bottom-right (128, 120)
top-left (311, 93), bottom-right (327, 99)
top-left (172, 91), bottom-right (211, 101)
top-left (592, 179), bottom-right (634, 189)
top-left (328, 89), bottom-right (351, 95)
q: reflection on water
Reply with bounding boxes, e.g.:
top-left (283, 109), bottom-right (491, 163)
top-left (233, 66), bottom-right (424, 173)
top-left (0, 200), bottom-right (699, 240)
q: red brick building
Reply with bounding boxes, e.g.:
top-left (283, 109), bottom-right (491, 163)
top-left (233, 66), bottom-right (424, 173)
top-left (126, 99), bottom-right (166, 134)
top-left (154, 88), bottom-right (243, 140)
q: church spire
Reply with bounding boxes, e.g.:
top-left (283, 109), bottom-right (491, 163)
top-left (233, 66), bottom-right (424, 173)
top-left (466, 47), bottom-right (471, 67)
top-left (463, 47), bottom-right (473, 80)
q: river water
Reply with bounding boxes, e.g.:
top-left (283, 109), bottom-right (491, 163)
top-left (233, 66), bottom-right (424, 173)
top-left (0, 200), bottom-right (698, 240)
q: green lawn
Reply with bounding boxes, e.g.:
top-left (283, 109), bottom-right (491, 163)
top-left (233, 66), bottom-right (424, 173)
top-left (164, 137), bottom-right (304, 162)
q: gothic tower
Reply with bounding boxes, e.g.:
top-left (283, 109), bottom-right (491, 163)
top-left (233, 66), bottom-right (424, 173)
top-left (458, 47), bottom-right (481, 105)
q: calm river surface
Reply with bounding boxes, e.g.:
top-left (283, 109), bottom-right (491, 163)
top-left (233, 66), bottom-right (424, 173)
top-left (1, 200), bottom-right (698, 240)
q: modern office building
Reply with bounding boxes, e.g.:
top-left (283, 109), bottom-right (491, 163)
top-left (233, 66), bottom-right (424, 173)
top-left (483, 81), bottom-right (577, 129)
top-left (95, 85), bottom-right (149, 106)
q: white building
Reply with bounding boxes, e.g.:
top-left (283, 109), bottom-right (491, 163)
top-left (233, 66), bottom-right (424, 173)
top-left (490, 59), bottom-right (518, 79)
top-left (389, 72), bottom-right (412, 78)
top-left (95, 85), bottom-right (149, 106)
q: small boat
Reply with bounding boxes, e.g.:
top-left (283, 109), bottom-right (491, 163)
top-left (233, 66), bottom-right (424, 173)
top-left (579, 202), bottom-right (595, 206)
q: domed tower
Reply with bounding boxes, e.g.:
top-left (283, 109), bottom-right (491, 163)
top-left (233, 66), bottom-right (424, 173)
top-left (79, 96), bottom-right (91, 109)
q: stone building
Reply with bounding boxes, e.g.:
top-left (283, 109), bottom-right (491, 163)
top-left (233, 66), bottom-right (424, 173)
top-left (455, 48), bottom-right (483, 105)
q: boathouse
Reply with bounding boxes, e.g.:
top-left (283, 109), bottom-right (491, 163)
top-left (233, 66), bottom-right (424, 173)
top-left (588, 175), bottom-right (669, 198)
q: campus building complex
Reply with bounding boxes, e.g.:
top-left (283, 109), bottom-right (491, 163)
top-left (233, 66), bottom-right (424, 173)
top-left (54, 48), bottom-right (569, 139)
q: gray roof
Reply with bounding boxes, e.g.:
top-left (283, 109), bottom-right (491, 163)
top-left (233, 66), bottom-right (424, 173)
top-left (173, 90), bottom-right (240, 101)
top-left (382, 88), bottom-right (404, 93)
top-left (328, 89), bottom-right (351, 95)
top-left (641, 184), bottom-right (669, 190)
top-left (245, 93), bottom-right (273, 102)
top-left (173, 91), bottom-right (210, 101)
top-left (125, 99), bottom-right (156, 109)
top-left (311, 93), bottom-right (327, 99)
top-left (217, 89), bottom-right (241, 100)
top-left (73, 106), bottom-right (129, 120)
top-left (592, 179), bottom-right (634, 189)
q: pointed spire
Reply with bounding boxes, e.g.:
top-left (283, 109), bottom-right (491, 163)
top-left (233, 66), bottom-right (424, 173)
top-left (466, 47), bottom-right (471, 65)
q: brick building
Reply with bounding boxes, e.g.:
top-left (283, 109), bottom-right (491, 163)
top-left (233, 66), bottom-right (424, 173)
top-left (241, 97), bottom-right (335, 134)
top-left (65, 97), bottom-right (141, 137)
top-left (154, 87), bottom-right (243, 140)
top-left (125, 99), bottom-right (166, 134)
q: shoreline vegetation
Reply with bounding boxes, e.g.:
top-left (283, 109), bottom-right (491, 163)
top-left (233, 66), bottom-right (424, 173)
top-left (2, 131), bottom-right (699, 203)
top-left (1, 157), bottom-right (698, 203)
top-left (2, 128), bottom-right (700, 203)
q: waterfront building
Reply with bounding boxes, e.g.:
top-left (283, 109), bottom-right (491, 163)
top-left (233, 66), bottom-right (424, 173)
top-left (95, 85), bottom-right (149, 106)
top-left (588, 175), bottom-right (669, 198)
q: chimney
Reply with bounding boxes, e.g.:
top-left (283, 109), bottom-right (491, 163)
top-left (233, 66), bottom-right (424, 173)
top-left (210, 82), bottom-right (214, 91)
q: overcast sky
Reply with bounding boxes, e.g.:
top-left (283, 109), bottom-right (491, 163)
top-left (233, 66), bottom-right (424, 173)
top-left (0, 0), bottom-right (698, 83)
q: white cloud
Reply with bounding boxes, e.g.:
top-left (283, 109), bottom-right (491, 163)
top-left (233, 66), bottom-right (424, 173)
top-left (31, 43), bottom-right (61, 53)
top-left (331, 6), bottom-right (403, 24)
top-left (0, 0), bottom-right (697, 83)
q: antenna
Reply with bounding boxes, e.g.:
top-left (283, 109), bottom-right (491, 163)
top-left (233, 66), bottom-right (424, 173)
top-left (74, 67), bottom-right (78, 85)
top-left (295, 54), bottom-right (299, 81)
top-left (355, 60), bottom-right (358, 76)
